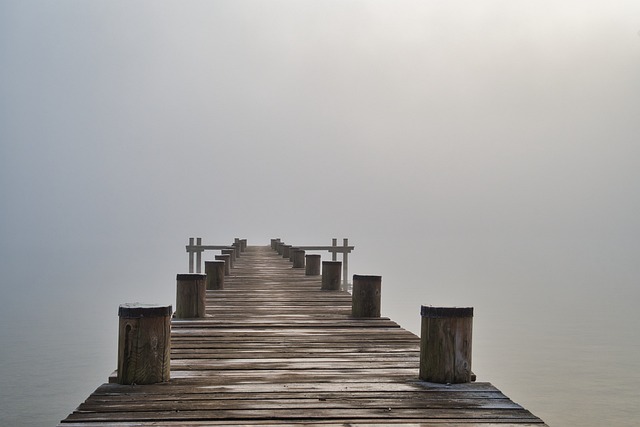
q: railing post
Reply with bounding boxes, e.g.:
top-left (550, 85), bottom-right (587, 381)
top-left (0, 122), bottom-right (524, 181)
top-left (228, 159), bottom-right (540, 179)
top-left (321, 261), bottom-right (342, 291)
top-left (117, 303), bottom-right (172, 385)
top-left (195, 237), bottom-right (202, 274)
top-left (351, 275), bottom-right (381, 318)
top-left (419, 306), bottom-right (474, 384)
top-left (175, 274), bottom-right (206, 318)
top-left (205, 260), bottom-right (225, 290)
top-left (342, 238), bottom-right (349, 289)
top-left (331, 238), bottom-right (337, 261)
top-left (188, 237), bottom-right (194, 273)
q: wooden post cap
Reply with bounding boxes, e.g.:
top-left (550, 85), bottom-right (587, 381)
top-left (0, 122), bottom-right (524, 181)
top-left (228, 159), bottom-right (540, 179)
top-left (176, 273), bottom-right (207, 281)
top-left (421, 306), bottom-right (474, 318)
top-left (118, 303), bottom-right (172, 318)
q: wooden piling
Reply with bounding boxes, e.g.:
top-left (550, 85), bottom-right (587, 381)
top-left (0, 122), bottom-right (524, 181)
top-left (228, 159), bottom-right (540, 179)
top-left (282, 244), bottom-right (291, 259)
top-left (205, 260), bottom-right (225, 290)
top-left (215, 254), bottom-right (231, 276)
top-left (221, 249), bottom-right (235, 267)
top-left (419, 306), bottom-right (474, 384)
top-left (351, 275), bottom-right (381, 318)
top-left (292, 249), bottom-right (305, 268)
top-left (305, 254), bottom-right (321, 275)
top-left (175, 274), bottom-right (206, 318)
top-left (321, 261), bottom-right (342, 291)
top-left (117, 303), bottom-right (171, 385)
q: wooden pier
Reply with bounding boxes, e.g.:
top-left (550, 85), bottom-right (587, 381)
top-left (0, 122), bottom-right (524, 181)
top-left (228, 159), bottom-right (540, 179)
top-left (59, 244), bottom-right (546, 426)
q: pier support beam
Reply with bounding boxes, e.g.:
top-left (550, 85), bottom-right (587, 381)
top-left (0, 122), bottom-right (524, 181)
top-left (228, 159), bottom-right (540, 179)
top-left (419, 306), bottom-right (474, 384)
top-left (175, 274), bottom-right (206, 318)
top-left (351, 275), bottom-right (381, 318)
top-left (205, 260), bottom-right (225, 290)
top-left (117, 303), bottom-right (172, 385)
top-left (321, 261), bottom-right (342, 291)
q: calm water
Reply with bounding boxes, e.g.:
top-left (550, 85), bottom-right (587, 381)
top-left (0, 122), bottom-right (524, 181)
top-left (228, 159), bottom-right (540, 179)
top-left (1, 246), bottom-right (639, 426)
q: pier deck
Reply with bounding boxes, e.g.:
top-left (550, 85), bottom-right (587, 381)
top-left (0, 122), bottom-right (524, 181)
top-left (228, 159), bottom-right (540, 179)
top-left (59, 245), bottom-right (546, 426)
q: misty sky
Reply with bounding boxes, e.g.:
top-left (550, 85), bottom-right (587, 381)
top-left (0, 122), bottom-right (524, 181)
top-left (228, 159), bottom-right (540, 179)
top-left (1, 2), bottom-right (640, 424)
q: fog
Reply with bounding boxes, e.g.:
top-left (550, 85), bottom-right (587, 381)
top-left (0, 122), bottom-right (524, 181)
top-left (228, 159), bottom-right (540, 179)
top-left (1, 1), bottom-right (640, 426)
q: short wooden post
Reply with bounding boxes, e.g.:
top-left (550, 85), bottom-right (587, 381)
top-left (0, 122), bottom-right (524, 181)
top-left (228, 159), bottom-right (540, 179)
top-left (117, 303), bottom-right (171, 385)
top-left (351, 275), bottom-right (381, 318)
top-left (271, 239), bottom-right (278, 250)
top-left (175, 274), bottom-right (206, 318)
top-left (241, 239), bottom-right (247, 252)
top-left (276, 241), bottom-right (284, 255)
top-left (215, 254), bottom-right (231, 275)
top-left (305, 254), bottom-right (321, 275)
top-left (321, 261), bottom-right (342, 291)
top-left (419, 306), bottom-right (473, 384)
top-left (282, 244), bottom-right (291, 259)
top-left (292, 249), bottom-right (305, 268)
top-left (233, 239), bottom-right (241, 257)
top-left (289, 247), bottom-right (298, 262)
top-left (205, 260), bottom-right (225, 290)
top-left (221, 249), bottom-right (235, 267)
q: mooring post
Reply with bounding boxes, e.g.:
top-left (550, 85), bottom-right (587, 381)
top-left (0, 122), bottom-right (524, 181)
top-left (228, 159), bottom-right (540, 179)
top-left (419, 306), bottom-right (474, 384)
top-left (117, 303), bottom-right (172, 385)
top-left (215, 254), bottom-right (231, 276)
top-left (305, 254), bottom-right (321, 275)
top-left (188, 237), bottom-right (195, 273)
top-left (321, 261), bottom-right (342, 291)
top-left (221, 249), bottom-right (235, 267)
top-left (175, 274), bottom-right (206, 318)
top-left (282, 244), bottom-right (291, 259)
top-left (241, 239), bottom-right (247, 252)
top-left (195, 237), bottom-right (202, 273)
top-left (292, 249), bottom-right (305, 268)
top-left (233, 239), bottom-right (241, 257)
top-left (205, 260), bottom-right (225, 290)
top-left (276, 241), bottom-right (284, 254)
top-left (351, 275), bottom-right (381, 317)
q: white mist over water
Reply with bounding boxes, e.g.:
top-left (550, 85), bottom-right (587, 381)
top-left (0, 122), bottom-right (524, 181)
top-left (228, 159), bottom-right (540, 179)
top-left (2, 1), bottom-right (640, 426)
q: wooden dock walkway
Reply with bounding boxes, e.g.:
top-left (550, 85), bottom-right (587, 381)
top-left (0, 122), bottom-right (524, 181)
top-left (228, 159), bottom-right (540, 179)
top-left (59, 245), bottom-right (546, 426)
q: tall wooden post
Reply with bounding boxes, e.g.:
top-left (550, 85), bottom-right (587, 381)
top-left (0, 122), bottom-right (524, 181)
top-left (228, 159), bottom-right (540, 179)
top-left (305, 254), bottom-right (321, 275)
top-left (205, 260), bottom-right (225, 290)
top-left (331, 238), bottom-right (337, 261)
top-left (419, 306), bottom-right (473, 384)
top-left (195, 237), bottom-right (202, 274)
top-left (351, 275), bottom-right (381, 318)
top-left (292, 249), bottom-right (305, 268)
top-left (175, 274), bottom-right (206, 318)
top-left (215, 254), bottom-right (231, 276)
top-left (342, 238), bottom-right (349, 288)
top-left (117, 303), bottom-right (171, 385)
top-left (188, 237), bottom-right (194, 273)
top-left (321, 261), bottom-right (342, 291)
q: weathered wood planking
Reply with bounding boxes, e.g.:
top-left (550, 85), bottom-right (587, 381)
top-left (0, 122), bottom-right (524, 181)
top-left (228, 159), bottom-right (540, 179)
top-left (59, 245), bottom-right (546, 426)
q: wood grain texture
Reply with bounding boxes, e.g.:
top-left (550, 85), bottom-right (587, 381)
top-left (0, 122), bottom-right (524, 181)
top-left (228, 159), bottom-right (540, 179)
top-left (60, 245), bottom-right (546, 426)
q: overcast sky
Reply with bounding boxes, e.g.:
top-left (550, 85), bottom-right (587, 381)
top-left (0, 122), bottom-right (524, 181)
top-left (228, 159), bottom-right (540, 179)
top-left (2, 2), bottom-right (640, 425)
top-left (3, 0), bottom-right (640, 304)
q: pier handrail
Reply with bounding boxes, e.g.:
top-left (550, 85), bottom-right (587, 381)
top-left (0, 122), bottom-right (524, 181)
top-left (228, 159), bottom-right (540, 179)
top-left (185, 237), bottom-right (236, 273)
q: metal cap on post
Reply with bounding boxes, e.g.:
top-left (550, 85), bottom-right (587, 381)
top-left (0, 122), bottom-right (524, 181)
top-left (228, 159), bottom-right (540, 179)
top-left (321, 261), bottom-right (342, 291)
top-left (351, 275), bottom-right (381, 318)
top-left (419, 306), bottom-right (474, 384)
top-left (117, 303), bottom-right (172, 385)
top-left (205, 260), bottom-right (225, 290)
top-left (175, 274), bottom-right (206, 319)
